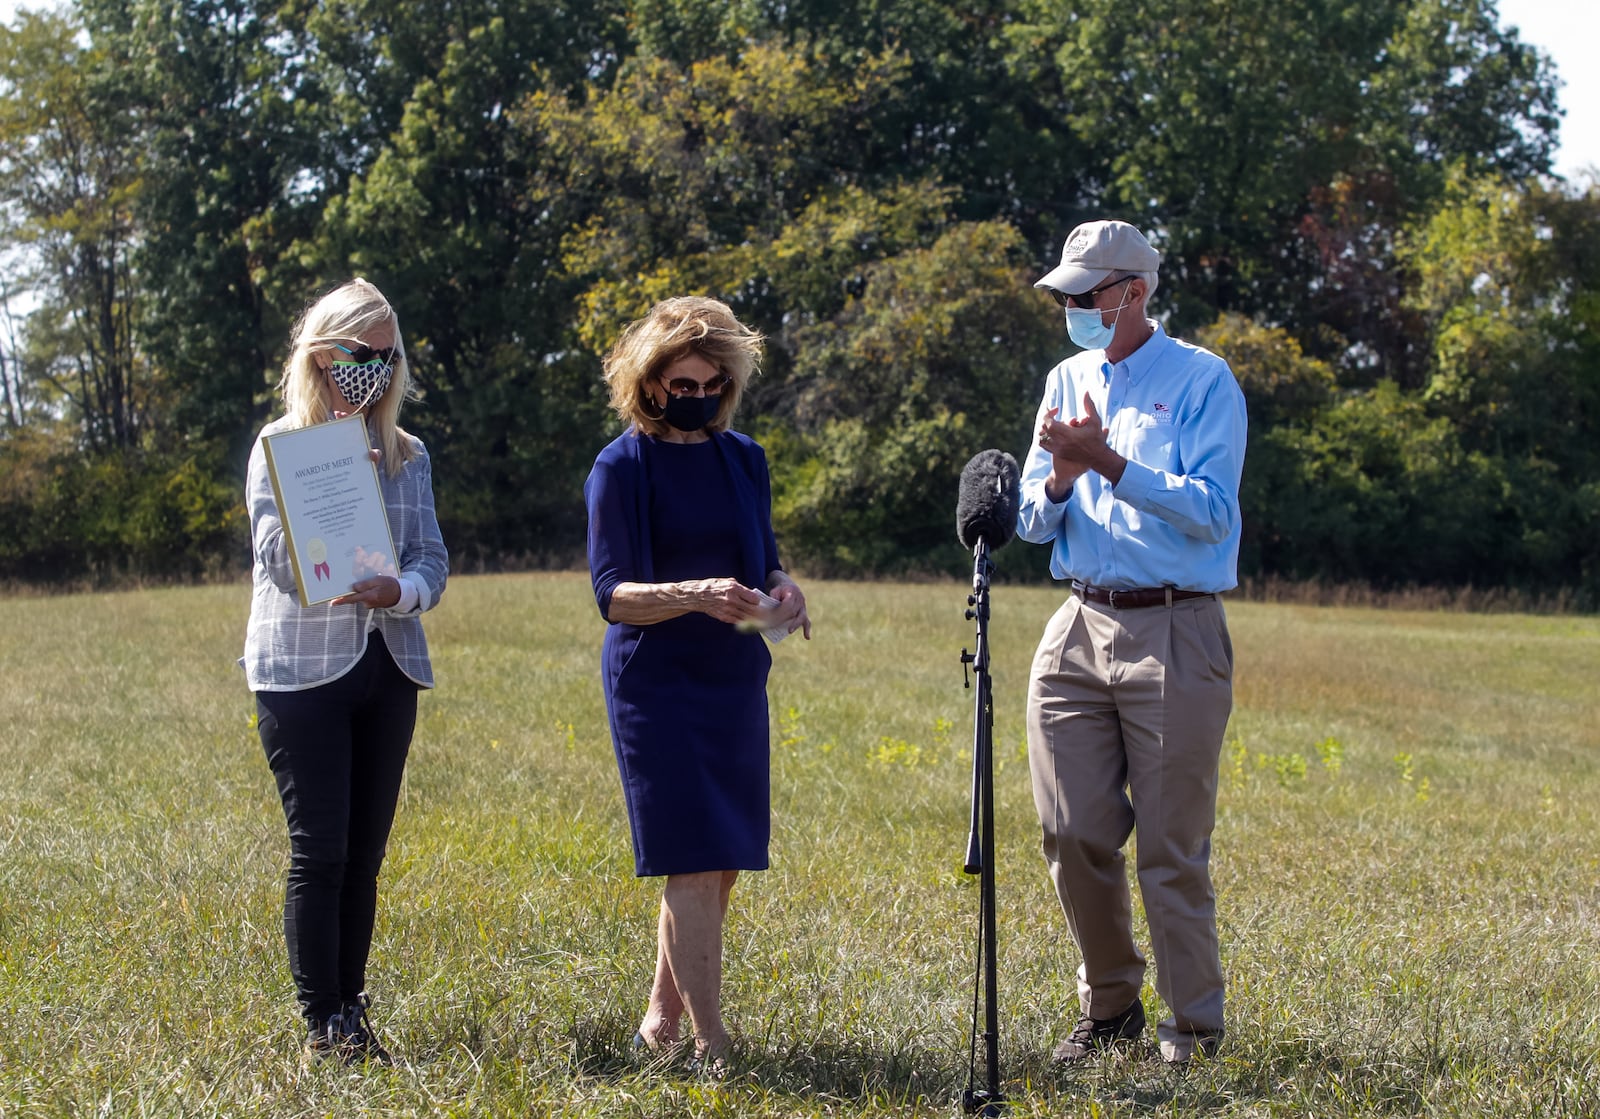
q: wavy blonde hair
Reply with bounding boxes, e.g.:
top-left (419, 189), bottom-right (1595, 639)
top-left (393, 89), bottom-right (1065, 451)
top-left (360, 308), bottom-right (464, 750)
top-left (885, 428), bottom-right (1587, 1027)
top-left (279, 278), bottom-right (416, 478)
top-left (603, 296), bottom-right (763, 437)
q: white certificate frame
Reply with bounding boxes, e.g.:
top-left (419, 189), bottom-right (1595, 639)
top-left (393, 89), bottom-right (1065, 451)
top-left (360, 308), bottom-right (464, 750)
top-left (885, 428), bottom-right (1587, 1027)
top-left (262, 415), bottom-right (399, 607)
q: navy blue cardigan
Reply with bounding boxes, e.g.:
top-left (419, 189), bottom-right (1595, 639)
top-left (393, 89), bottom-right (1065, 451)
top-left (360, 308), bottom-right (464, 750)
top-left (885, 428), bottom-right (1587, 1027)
top-left (584, 428), bottom-right (782, 620)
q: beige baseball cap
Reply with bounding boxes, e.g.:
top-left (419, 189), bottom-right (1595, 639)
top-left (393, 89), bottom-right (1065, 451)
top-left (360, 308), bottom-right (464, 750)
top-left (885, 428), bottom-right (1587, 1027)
top-left (1036, 220), bottom-right (1161, 294)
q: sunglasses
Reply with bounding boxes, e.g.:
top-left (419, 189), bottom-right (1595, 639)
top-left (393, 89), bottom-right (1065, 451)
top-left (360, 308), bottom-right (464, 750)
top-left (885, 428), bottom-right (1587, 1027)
top-left (1049, 275), bottom-right (1135, 309)
top-left (333, 342), bottom-right (397, 364)
top-left (661, 373), bottom-right (734, 398)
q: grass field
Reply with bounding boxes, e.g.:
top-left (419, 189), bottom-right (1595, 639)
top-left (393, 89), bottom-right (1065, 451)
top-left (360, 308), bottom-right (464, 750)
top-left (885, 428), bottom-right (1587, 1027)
top-left (2, 573), bottom-right (1598, 1117)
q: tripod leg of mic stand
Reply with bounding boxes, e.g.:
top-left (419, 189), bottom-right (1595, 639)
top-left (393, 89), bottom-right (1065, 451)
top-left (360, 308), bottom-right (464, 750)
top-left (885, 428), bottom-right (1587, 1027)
top-left (977, 675), bottom-right (1004, 1113)
top-left (960, 542), bottom-right (1005, 1116)
top-left (960, 872), bottom-right (1005, 1115)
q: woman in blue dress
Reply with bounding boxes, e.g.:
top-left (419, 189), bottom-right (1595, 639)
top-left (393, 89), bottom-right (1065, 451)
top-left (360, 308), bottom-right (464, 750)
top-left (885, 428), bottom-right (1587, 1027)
top-left (584, 297), bottom-right (811, 1070)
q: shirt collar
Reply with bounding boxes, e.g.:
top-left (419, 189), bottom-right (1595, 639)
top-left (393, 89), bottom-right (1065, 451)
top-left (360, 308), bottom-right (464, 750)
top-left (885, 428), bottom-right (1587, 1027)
top-left (1112, 320), bottom-right (1170, 387)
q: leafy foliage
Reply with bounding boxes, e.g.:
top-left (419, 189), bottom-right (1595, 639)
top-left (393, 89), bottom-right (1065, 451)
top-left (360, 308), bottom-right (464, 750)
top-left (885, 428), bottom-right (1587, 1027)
top-left (0, 9), bottom-right (145, 451)
top-left (1398, 171), bottom-right (1600, 596)
top-left (302, 3), bottom-right (626, 566)
top-left (775, 221), bottom-right (1058, 574)
top-left (0, 0), bottom-right (1593, 600)
top-left (75, 0), bottom-right (330, 462)
top-left (1030, 1), bottom-right (1555, 331)
top-left (0, 426), bottom-right (241, 581)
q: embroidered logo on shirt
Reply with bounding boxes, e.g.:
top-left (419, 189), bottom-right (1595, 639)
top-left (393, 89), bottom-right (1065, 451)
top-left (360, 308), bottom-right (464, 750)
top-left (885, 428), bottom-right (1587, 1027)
top-left (1151, 402), bottom-right (1173, 424)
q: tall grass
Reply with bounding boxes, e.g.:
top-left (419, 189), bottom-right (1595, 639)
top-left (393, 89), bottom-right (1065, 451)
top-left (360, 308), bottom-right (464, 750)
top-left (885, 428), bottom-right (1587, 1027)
top-left (1, 574), bottom-right (1597, 1117)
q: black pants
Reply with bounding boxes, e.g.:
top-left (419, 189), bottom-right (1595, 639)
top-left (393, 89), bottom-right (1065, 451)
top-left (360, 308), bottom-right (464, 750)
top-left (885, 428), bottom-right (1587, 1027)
top-left (256, 634), bottom-right (419, 1023)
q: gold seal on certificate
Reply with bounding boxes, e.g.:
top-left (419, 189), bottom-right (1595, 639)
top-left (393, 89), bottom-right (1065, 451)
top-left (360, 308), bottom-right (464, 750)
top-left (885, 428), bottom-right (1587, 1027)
top-left (261, 415), bottom-right (399, 607)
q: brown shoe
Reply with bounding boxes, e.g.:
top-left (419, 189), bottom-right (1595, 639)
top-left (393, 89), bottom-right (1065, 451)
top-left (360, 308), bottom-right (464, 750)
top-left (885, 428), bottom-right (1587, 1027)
top-left (1051, 999), bottom-right (1145, 1062)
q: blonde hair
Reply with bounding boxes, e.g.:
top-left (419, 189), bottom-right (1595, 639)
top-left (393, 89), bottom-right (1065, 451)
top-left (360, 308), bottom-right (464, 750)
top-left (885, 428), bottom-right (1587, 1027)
top-left (279, 278), bottom-right (417, 478)
top-left (603, 297), bottom-right (763, 437)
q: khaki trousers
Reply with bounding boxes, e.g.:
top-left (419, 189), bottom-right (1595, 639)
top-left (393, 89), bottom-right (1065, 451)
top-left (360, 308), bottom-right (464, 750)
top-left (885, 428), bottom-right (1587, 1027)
top-left (1026, 593), bottom-right (1233, 1051)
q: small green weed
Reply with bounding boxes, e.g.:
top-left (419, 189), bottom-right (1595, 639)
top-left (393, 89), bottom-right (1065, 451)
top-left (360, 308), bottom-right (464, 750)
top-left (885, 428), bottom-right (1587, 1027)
top-left (1269, 751), bottom-right (1309, 787)
top-left (1315, 735), bottom-right (1344, 776)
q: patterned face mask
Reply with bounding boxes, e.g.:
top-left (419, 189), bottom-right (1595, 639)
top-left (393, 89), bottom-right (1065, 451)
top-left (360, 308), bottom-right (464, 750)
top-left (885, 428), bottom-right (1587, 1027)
top-left (328, 356), bottom-right (393, 412)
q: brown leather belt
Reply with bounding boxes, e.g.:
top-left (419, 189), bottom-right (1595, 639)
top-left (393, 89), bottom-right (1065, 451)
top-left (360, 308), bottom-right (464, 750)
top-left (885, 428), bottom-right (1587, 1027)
top-left (1071, 581), bottom-right (1214, 609)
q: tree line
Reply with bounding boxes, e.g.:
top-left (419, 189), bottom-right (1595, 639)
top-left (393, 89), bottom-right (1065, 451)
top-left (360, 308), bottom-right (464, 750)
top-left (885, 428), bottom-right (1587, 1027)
top-left (1, 0), bottom-right (1596, 605)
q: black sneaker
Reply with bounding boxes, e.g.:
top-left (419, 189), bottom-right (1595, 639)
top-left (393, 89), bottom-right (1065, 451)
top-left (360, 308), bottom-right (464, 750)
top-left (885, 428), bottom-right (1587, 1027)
top-left (332, 992), bottom-right (394, 1066)
top-left (304, 1017), bottom-right (340, 1063)
top-left (1051, 999), bottom-right (1146, 1063)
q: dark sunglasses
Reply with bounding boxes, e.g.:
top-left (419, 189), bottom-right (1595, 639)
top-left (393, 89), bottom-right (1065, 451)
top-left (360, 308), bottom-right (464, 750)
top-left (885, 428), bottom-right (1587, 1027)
top-left (1049, 275), bottom-right (1135, 309)
top-left (661, 373), bottom-right (734, 398)
top-left (333, 342), bottom-right (397, 364)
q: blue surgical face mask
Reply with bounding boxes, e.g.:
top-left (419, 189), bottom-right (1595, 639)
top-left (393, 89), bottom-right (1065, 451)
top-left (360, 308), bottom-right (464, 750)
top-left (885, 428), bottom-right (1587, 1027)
top-left (1064, 288), bottom-right (1134, 350)
top-left (663, 393), bottom-right (721, 433)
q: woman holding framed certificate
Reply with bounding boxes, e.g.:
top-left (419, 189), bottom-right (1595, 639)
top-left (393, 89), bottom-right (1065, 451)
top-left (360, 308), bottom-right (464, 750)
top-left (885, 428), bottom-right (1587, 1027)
top-left (241, 278), bottom-right (449, 1065)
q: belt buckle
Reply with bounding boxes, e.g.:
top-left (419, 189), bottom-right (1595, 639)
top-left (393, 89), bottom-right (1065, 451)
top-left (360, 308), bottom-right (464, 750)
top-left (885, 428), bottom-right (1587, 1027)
top-left (1106, 587), bottom-right (1127, 609)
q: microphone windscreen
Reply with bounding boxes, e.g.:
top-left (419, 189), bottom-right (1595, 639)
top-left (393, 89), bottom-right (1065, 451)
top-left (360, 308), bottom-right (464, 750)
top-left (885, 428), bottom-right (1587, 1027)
top-left (956, 449), bottom-right (1021, 551)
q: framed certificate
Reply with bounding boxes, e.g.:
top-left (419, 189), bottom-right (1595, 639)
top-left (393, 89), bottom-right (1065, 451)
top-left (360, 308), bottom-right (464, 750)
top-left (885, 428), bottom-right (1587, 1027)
top-left (261, 415), bottom-right (399, 607)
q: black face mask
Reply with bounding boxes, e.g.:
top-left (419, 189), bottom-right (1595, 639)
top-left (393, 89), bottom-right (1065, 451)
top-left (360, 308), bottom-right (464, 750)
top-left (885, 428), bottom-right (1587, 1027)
top-left (663, 394), bottom-right (721, 433)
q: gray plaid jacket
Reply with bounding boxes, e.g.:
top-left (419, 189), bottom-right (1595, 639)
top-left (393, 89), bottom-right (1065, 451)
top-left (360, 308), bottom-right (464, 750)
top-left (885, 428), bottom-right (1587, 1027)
top-left (241, 416), bottom-right (449, 691)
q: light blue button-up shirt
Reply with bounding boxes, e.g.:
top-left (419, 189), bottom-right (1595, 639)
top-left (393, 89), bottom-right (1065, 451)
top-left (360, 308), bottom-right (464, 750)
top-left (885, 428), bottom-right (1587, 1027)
top-left (1016, 322), bottom-right (1247, 592)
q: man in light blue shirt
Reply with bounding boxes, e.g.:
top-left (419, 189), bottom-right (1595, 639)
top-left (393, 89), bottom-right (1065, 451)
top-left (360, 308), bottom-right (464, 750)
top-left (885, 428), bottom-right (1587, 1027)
top-left (1018, 219), bottom-right (1247, 1067)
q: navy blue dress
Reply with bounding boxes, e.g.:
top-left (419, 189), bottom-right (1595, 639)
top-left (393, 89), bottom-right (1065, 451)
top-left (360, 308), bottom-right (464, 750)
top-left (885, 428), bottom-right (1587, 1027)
top-left (584, 431), bottom-right (781, 877)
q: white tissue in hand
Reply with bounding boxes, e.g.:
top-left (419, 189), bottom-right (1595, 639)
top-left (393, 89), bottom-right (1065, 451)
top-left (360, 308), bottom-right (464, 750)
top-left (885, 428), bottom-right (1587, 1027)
top-left (752, 591), bottom-right (789, 643)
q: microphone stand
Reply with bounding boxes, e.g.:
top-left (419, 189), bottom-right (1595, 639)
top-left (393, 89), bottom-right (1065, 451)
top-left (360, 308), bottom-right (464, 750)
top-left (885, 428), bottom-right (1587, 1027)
top-left (959, 536), bottom-right (1004, 1117)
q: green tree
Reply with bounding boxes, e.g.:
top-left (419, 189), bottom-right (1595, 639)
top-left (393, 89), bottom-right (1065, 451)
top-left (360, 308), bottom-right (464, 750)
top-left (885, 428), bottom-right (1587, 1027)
top-left (1252, 381), bottom-right (1508, 588)
top-left (0, 9), bottom-right (144, 452)
top-left (1009, 0), bottom-right (1559, 377)
top-left (1401, 171), bottom-right (1600, 458)
top-left (524, 40), bottom-right (915, 352)
top-left (624, 0), bottom-right (1096, 240)
top-left (1192, 314), bottom-right (1335, 578)
top-left (0, 8), bottom-right (248, 586)
top-left (1398, 170), bottom-right (1600, 598)
top-left (0, 0), bottom-right (1588, 590)
top-left (0, 273), bottom-right (26, 428)
top-left (301, 1), bottom-right (629, 566)
top-left (1195, 313), bottom-right (1337, 432)
top-left (80, 0), bottom-right (332, 463)
top-left (523, 35), bottom-right (1063, 571)
top-left (776, 220), bottom-right (1059, 574)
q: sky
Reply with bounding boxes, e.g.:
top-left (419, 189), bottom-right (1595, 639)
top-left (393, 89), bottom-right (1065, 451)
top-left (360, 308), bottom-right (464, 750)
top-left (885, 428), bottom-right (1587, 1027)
top-left (1495, 0), bottom-right (1599, 182)
top-left (0, 0), bottom-right (1594, 179)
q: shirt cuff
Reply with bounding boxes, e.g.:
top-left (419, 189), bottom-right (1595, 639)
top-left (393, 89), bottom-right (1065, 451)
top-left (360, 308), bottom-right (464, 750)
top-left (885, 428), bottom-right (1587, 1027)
top-left (393, 573), bottom-right (424, 614)
top-left (1110, 457), bottom-right (1158, 507)
top-left (1018, 482), bottom-right (1071, 542)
